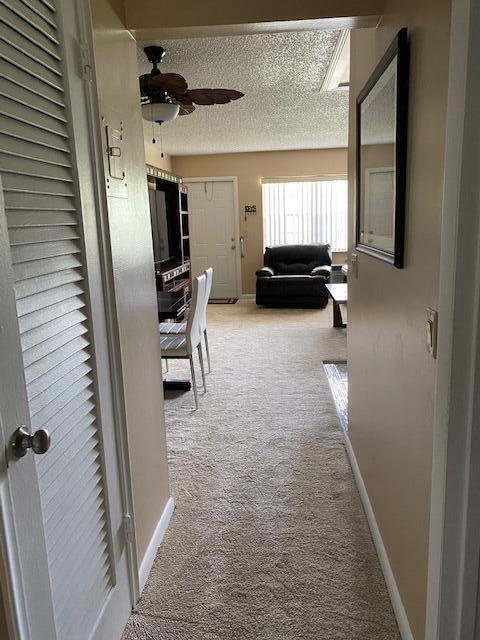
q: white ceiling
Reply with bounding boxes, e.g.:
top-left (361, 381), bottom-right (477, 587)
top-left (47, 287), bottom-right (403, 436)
top-left (137, 30), bottom-right (349, 156)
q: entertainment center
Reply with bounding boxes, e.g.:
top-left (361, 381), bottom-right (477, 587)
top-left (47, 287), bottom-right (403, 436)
top-left (147, 164), bottom-right (190, 298)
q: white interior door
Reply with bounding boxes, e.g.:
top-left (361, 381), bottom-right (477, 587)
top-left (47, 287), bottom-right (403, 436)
top-left (186, 180), bottom-right (238, 298)
top-left (0, 1), bottom-right (131, 639)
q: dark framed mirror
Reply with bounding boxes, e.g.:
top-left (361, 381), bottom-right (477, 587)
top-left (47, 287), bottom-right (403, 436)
top-left (356, 28), bottom-right (409, 268)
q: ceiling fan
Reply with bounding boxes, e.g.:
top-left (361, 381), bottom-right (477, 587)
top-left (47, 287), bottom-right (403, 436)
top-left (139, 46), bottom-right (244, 124)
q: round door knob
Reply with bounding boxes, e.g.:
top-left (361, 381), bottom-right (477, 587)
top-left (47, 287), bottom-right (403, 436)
top-left (12, 426), bottom-right (51, 459)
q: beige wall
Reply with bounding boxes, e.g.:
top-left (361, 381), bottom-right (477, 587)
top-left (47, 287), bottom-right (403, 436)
top-left (0, 550), bottom-right (11, 640)
top-left (348, 3), bottom-right (451, 638)
top-left (0, 579), bottom-right (8, 640)
top-left (144, 121), bottom-right (173, 171)
top-left (125, 0), bottom-right (383, 31)
top-left (172, 148), bottom-right (347, 293)
top-left (91, 0), bottom-right (170, 565)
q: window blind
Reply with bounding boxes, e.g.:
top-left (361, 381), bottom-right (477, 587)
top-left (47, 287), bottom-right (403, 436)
top-left (262, 179), bottom-right (348, 251)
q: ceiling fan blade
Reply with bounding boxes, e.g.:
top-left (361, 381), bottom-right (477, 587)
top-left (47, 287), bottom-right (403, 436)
top-left (177, 103), bottom-right (196, 116)
top-left (174, 94), bottom-right (193, 106)
top-left (187, 88), bottom-right (244, 106)
top-left (148, 73), bottom-right (188, 97)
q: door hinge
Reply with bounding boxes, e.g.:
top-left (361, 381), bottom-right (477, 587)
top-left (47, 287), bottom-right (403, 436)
top-left (123, 514), bottom-right (134, 544)
top-left (80, 45), bottom-right (92, 79)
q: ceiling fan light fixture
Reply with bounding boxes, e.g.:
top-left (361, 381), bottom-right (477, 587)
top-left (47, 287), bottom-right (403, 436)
top-left (142, 101), bottom-right (180, 124)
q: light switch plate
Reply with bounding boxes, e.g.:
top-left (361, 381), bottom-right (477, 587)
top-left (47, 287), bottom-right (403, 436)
top-left (426, 308), bottom-right (438, 358)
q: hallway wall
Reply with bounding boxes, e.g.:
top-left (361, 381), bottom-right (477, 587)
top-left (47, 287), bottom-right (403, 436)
top-left (90, 0), bottom-right (171, 567)
top-left (347, 2), bottom-right (451, 638)
top-left (124, 0), bottom-right (383, 33)
top-left (172, 149), bottom-right (347, 294)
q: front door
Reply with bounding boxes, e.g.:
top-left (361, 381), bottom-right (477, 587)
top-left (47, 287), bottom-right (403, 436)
top-left (186, 180), bottom-right (238, 298)
top-left (0, 1), bottom-right (131, 638)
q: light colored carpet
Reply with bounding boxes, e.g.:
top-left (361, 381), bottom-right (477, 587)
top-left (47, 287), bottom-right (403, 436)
top-left (123, 299), bottom-right (400, 640)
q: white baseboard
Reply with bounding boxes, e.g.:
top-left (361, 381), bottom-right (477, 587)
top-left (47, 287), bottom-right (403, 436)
top-left (138, 496), bottom-right (175, 593)
top-left (344, 436), bottom-right (414, 640)
top-left (241, 294), bottom-right (255, 299)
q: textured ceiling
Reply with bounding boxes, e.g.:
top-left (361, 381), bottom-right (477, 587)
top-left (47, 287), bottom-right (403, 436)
top-left (137, 30), bottom-right (349, 156)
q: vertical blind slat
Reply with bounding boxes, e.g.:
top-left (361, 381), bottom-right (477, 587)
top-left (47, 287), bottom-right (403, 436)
top-left (262, 179), bottom-right (347, 250)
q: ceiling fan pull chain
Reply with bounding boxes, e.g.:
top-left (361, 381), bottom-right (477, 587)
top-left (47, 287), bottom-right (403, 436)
top-left (151, 104), bottom-right (156, 144)
top-left (160, 125), bottom-right (164, 158)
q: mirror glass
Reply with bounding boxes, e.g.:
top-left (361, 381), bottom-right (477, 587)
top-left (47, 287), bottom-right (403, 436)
top-left (359, 57), bottom-right (397, 254)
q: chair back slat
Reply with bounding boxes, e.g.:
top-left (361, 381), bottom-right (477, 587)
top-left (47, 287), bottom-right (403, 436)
top-left (201, 267), bottom-right (213, 331)
top-left (186, 273), bottom-right (207, 351)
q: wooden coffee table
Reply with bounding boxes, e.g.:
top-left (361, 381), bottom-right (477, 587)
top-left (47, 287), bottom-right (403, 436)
top-left (326, 283), bottom-right (347, 328)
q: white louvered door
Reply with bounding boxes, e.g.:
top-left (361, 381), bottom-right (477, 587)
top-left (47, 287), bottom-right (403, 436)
top-left (0, 1), bottom-right (132, 639)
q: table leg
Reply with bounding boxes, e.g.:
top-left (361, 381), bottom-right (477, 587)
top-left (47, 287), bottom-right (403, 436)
top-left (333, 301), bottom-right (346, 328)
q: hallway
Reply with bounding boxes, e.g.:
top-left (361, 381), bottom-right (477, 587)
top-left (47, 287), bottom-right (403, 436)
top-left (124, 300), bottom-right (399, 639)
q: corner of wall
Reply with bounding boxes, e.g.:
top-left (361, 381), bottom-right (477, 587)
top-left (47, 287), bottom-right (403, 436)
top-left (90, 0), bottom-right (171, 570)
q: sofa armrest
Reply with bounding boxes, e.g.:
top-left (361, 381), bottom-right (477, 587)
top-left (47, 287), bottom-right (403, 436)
top-left (256, 266), bottom-right (275, 278)
top-left (311, 265), bottom-right (331, 278)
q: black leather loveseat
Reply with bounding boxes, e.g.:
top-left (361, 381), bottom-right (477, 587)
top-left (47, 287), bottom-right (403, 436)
top-left (256, 244), bottom-right (332, 308)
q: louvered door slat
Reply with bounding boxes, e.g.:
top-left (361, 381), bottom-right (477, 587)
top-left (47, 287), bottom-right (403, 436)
top-left (2, 157), bottom-right (73, 184)
top-left (38, 396), bottom-right (95, 448)
top-left (1, 0), bottom-right (59, 42)
top-left (5, 192), bottom-right (74, 213)
top-left (29, 361), bottom-right (92, 418)
top-left (36, 412), bottom-right (95, 476)
top-left (42, 441), bottom-right (100, 507)
top-left (0, 115), bottom-right (68, 150)
top-left (0, 7), bottom-right (59, 59)
top-left (38, 420), bottom-right (96, 484)
top-left (49, 508), bottom-right (104, 574)
top-left (27, 349), bottom-right (89, 399)
top-left (43, 451), bottom-right (102, 518)
top-left (20, 306), bottom-right (86, 350)
top-left (17, 0), bottom-right (56, 26)
top-left (30, 373), bottom-right (92, 431)
top-left (54, 530), bottom-right (108, 605)
top-left (12, 240), bottom-right (79, 267)
top-left (22, 320), bottom-right (87, 366)
top-left (0, 3), bottom-right (114, 635)
top-left (15, 268), bottom-right (82, 300)
top-left (0, 132), bottom-right (70, 167)
top-left (23, 334), bottom-right (90, 384)
top-left (1, 97), bottom-right (68, 138)
top-left (15, 281), bottom-right (83, 317)
top-left (46, 483), bottom-right (103, 545)
top-left (0, 23), bottom-right (62, 76)
top-left (57, 557), bottom-right (110, 638)
top-left (8, 210), bottom-right (77, 229)
top-left (0, 77), bottom-right (66, 121)
top-left (52, 511), bottom-right (101, 568)
top-left (41, 432), bottom-right (98, 493)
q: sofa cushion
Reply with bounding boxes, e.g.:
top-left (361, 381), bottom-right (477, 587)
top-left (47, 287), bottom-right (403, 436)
top-left (276, 261), bottom-right (313, 275)
top-left (264, 244), bottom-right (332, 271)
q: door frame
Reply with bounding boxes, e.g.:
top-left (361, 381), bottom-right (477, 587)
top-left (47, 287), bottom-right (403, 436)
top-left (75, 0), bottom-right (139, 604)
top-left (426, 0), bottom-right (480, 637)
top-left (183, 176), bottom-right (242, 298)
top-left (0, 1), bottom-right (139, 636)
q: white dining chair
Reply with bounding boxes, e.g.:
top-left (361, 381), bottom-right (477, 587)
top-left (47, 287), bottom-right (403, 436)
top-left (160, 273), bottom-right (207, 409)
top-left (201, 267), bottom-right (213, 372)
top-left (159, 267), bottom-right (213, 372)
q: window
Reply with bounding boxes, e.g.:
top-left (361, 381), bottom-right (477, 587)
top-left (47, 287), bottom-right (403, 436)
top-left (262, 179), bottom-right (348, 251)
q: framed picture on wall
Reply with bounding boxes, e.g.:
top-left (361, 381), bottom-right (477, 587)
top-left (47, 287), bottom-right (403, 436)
top-left (355, 28), bottom-right (409, 268)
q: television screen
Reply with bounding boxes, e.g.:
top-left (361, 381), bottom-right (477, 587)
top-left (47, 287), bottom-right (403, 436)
top-left (149, 185), bottom-right (180, 264)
